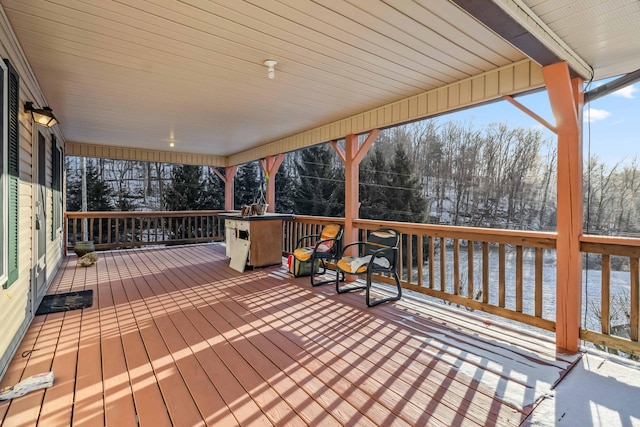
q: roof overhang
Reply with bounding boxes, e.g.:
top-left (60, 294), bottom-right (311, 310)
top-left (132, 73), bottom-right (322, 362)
top-left (1, 0), bottom-right (638, 166)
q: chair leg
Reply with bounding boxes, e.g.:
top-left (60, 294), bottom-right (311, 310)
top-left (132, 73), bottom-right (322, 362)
top-left (366, 272), bottom-right (402, 307)
top-left (311, 257), bottom-right (340, 286)
top-left (335, 271), bottom-right (365, 294)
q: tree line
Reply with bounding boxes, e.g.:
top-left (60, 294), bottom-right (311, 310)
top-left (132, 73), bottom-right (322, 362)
top-left (66, 118), bottom-right (640, 236)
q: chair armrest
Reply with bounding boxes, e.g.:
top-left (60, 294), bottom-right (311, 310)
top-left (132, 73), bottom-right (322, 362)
top-left (295, 234), bottom-right (320, 248)
top-left (368, 247), bottom-right (397, 270)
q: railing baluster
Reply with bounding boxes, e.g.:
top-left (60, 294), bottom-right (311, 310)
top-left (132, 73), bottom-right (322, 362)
top-left (453, 238), bottom-right (460, 295)
top-left (482, 242), bottom-right (489, 304)
top-left (70, 218), bottom-right (76, 246)
top-left (499, 243), bottom-right (506, 308)
top-left (601, 254), bottom-right (610, 335)
top-left (631, 257), bottom-right (639, 342)
top-left (467, 241), bottom-right (474, 300)
top-left (406, 233), bottom-right (413, 283)
top-left (163, 216), bottom-right (167, 241)
top-left (535, 247), bottom-right (543, 318)
top-left (398, 234), bottom-right (404, 281)
top-left (440, 237), bottom-right (446, 292)
top-left (428, 236), bottom-right (435, 289)
top-left (516, 245), bottom-right (523, 313)
top-left (417, 235), bottom-right (423, 287)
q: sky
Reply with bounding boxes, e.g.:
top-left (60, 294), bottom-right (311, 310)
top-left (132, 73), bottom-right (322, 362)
top-left (443, 80), bottom-right (640, 167)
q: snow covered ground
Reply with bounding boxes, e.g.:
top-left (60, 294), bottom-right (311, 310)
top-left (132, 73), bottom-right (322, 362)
top-left (525, 350), bottom-right (640, 426)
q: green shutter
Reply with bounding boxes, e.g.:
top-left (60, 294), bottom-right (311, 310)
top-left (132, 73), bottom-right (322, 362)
top-left (5, 59), bottom-right (19, 289)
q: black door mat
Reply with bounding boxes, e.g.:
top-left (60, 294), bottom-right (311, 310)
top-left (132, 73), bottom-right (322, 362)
top-left (35, 290), bottom-right (93, 316)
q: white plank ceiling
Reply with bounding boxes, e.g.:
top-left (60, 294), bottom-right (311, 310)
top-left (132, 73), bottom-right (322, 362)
top-left (1, 0), bottom-right (639, 161)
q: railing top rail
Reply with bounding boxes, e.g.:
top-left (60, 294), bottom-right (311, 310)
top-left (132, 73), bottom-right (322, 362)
top-left (581, 234), bottom-right (640, 248)
top-left (353, 218), bottom-right (557, 247)
top-left (65, 210), bottom-right (226, 219)
top-left (284, 216), bottom-right (556, 248)
top-left (286, 215), bottom-right (345, 225)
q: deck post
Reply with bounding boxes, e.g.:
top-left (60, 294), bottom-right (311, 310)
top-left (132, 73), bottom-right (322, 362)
top-left (219, 165), bottom-right (237, 211)
top-left (543, 62), bottom-right (584, 353)
top-left (260, 154), bottom-right (284, 213)
top-left (331, 130), bottom-right (380, 255)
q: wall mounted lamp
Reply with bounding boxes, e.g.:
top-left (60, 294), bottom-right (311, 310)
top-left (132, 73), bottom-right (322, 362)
top-left (24, 102), bottom-right (58, 127)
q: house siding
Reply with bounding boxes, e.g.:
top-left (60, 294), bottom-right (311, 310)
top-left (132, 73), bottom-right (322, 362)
top-left (0, 9), bottom-right (65, 379)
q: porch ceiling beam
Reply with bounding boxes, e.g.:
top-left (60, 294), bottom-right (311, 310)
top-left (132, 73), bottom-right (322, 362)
top-left (452, 0), bottom-right (592, 80)
top-left (65, 141), bottom-right (227, 167)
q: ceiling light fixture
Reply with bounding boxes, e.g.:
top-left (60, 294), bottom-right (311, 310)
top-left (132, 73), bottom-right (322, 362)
top-left (166, 130), bottom-right (176, 148)
top-left (24, 102), bottom-right (58, 127)
top-left (263, 59), bottom-right (277, 79)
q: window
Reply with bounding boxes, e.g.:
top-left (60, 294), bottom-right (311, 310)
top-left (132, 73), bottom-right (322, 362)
top-left (51, 134), bottom-right (62, 240)
top-left (1, 59), bottom-right (19, 289)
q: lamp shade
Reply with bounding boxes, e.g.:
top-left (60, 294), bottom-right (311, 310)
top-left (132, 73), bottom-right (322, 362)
top-left (25, 102), bottom-right (58, 127)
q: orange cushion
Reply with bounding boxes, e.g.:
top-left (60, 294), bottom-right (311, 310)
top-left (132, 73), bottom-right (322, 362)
top-left (336, 256), bottom-right (368, 274)
top-left (293, 247), bottom-right (313, 261)
top-left (320, 224), bottom-right (340, 241)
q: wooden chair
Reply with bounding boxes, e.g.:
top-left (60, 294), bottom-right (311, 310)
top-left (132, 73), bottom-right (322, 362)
top-left (292, 223), bottom-right (343, 286)
top-left (335, 228), bottom-right (402, 307)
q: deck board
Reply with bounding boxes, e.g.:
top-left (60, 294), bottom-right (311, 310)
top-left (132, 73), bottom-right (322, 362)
top-left (0, 244), bottom-right (580, 426)
top-left (106, 254), bottom-right (172, 427)
top-left (98, 257), bottom-right (137, 427)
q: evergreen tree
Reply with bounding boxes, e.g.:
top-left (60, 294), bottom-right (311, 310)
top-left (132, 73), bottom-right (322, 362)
top-left (66, 159), bottom-right (113, 212)
top-left (387, 143), bottom-right (425, 223)
top-left (163, 165), bottom-right (203, 211)
top-left (198, 167), bottom-right (225, 210)
top-left (360, 147), bottom-right (391, 220)
top-left (234, 162), bottom-right (261, 209)
top-left (294, 145), bottom-right (344, 216)
top-left (275, 155), bottom-right (296, 213)
top-left (66, 159), bottom-right (113, 244)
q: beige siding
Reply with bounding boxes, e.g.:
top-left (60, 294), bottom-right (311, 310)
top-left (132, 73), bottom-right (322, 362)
top-left (228, 59), bottom-right (545, 165)
top-left (0, 9), bottom-right (65, 378)
top-left (65, 142), bottom-right (227, 167)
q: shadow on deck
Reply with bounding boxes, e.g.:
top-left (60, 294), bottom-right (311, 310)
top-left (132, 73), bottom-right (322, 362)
top-left (0, 243), bottom-right (581, 426)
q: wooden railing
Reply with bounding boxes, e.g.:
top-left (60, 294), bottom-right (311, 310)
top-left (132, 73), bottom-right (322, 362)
top-left (580, 235), bottom-right (640, 356)
top-left (64, 212), bottom-right (640, 356)
top-left (285, 216), bottom-right (557, 332)
top-left (65, 210), bottom-right (226, 253)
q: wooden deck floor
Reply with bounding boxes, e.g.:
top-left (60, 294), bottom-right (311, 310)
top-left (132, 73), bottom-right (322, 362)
top-left (0, 244), bottom-right (580, 426)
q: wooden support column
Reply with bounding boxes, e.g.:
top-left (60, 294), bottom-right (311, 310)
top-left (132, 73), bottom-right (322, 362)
top-left (259, 154), bottom-right (284, 213)
top-left (213, 165), bottom-right (238, 211)
top-left (331, 129), bottom-right (380, 254)
top-left (543, 62), bottom-right (584, 353)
